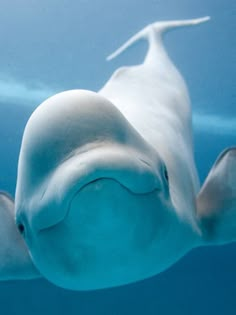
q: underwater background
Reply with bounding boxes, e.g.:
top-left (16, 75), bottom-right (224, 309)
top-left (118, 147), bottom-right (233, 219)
top-left (0, 0), bottom-right (235, 314)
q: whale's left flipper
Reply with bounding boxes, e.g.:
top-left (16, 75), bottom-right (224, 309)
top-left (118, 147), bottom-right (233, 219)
top-left (0, 192), bottom-right (40, 280)
top-left (197, 147), bottom-right (236, 244)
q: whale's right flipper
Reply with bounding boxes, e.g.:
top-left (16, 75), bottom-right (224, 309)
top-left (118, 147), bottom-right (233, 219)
top-left (0, 191), bottom-right (40, 280)
top-left (197, 148), bottom-right (236, 244)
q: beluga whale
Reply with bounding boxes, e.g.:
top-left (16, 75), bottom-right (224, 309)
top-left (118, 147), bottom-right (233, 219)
top-left (0, 17), bottom-right (235, 290)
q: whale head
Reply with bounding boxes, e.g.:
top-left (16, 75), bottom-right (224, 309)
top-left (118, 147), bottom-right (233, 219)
top-left (15, 90), bottom-right (190, 290)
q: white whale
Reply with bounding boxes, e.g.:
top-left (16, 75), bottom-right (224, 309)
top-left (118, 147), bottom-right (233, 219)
top-left (0, 17), bottom-right (235, 290)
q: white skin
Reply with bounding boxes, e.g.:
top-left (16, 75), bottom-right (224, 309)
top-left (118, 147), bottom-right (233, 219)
top-left (0, 17), bottom-right (235, 290)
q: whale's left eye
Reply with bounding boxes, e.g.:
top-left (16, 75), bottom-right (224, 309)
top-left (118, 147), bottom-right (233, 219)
top-left (17, 222), bottom-right (25, 236)
top-left (163, 166), bottom-right (169, 183)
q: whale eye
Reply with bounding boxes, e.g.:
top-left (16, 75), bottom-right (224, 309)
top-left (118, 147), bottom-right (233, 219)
top-left (163, 166), bottom-right (169, 183)
top-left (17, 222), bottom-right (25, 235)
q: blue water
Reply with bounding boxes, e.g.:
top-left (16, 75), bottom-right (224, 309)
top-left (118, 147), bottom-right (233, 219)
top-left (0, 1), bottom-right (235, 314)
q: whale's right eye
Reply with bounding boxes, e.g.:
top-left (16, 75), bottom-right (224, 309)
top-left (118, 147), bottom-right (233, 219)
top-left (163, 166), bottom-right (169, 183)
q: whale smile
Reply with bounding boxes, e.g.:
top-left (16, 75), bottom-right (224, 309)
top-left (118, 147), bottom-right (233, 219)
top-left (31, 143), bottom-right (163, 233)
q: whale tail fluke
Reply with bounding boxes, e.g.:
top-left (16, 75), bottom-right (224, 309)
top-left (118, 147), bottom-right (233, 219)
top-left (107, 16), bottom-right (210, 61)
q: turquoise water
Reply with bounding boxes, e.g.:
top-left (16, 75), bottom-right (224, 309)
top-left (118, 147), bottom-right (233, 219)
top-left (0, 1), bottom-right (235, 314)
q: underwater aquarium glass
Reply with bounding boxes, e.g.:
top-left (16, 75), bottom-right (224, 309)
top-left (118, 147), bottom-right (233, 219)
top-left (0, 0), bottom-right (235, 314)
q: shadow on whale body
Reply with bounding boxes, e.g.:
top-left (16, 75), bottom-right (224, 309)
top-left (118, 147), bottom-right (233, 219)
top-left (0, 17), bottom-right (235, 290)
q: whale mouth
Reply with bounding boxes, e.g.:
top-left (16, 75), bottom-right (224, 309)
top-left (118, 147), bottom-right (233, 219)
top-left (34, 144), bottom-right (163, 233)
top-left (66, 174), bottom-right (159, 218)
top-left (31, 175), bottom-right (165, 291)
top-left (37, 176), bottom-right (159, 238)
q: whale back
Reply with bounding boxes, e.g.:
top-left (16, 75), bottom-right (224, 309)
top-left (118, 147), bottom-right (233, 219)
top-left (100, 18), bottom-right (210, 225)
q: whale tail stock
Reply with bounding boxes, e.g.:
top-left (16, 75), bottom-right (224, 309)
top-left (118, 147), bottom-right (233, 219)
top-left (107, 16), bottom-right (210, 61)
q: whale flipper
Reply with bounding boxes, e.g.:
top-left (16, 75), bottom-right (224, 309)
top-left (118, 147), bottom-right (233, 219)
top-left (197, 148), bottom-right (236, 244)
top-left (0, 191), bottom-right (40, 280)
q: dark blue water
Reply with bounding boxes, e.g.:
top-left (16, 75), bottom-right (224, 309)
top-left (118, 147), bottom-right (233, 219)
top-left (0, 1), bottom-right (235, 314)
